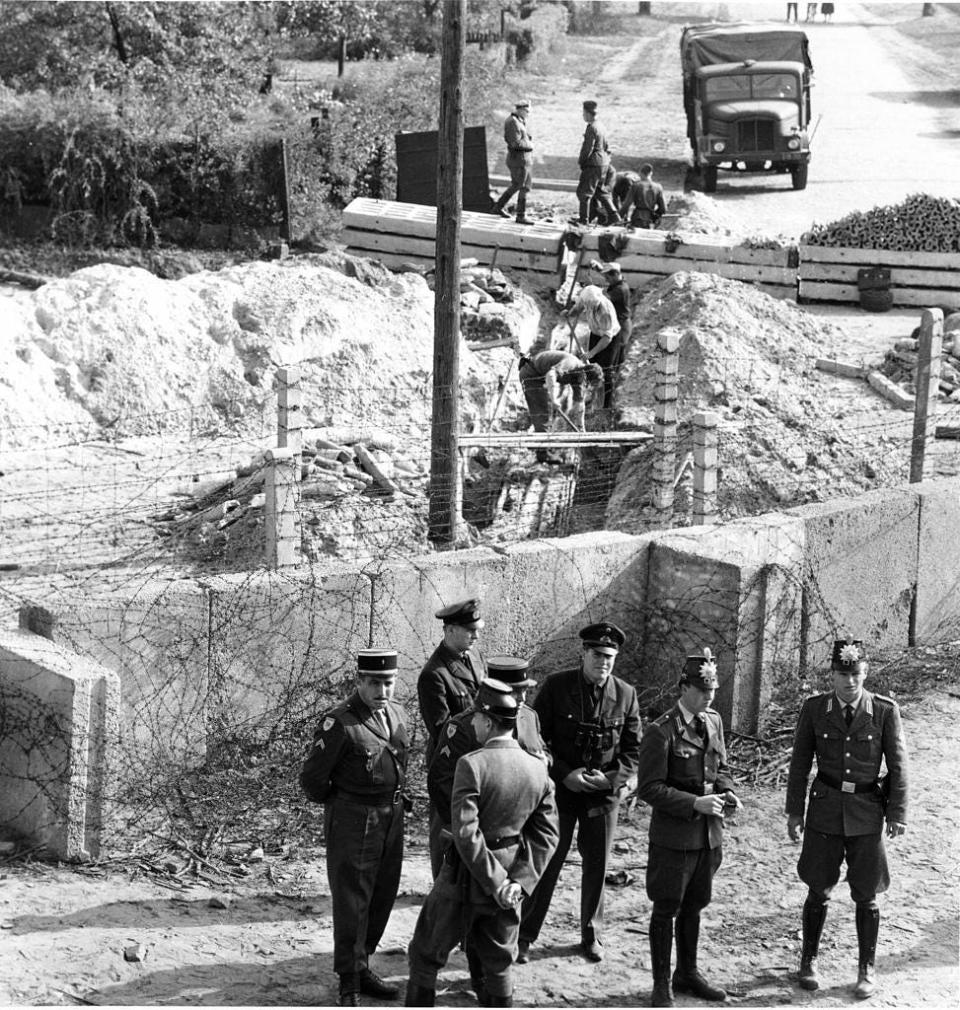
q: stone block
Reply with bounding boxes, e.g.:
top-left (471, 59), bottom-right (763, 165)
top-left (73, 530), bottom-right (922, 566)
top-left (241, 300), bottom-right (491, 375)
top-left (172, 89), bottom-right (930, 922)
top-left (0, 628), bottom-right (120, 860)
top-left (785, 487), bottom-right (919, 670)
top-left (910, 477), bottom-right (960, 642)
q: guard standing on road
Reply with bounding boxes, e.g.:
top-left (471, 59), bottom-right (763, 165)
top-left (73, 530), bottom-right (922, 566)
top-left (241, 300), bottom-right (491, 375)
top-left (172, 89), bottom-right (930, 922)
top-left (574, 100), bottom-right (621, 226)
top-left (492, 100), bottom-right (535, 225)
top-left (785, 639), bottom-right (908, 1000)
top-left (636, 647), bottom-right (742, 1008)
top-left (300, 648), bottom-right (410, 1007)
top-left (518, 621), bottom-right (641, 964)
top-left (419, 598), bottom-right (488, 876)
top-left (406, 679), bottom-right (560, 1008)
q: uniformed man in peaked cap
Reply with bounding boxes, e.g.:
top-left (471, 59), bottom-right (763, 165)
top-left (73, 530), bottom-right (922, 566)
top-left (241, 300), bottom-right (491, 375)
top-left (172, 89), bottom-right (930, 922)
top-left (419, 598), bottom-right (489, 876)
top-left (518, 621), bottom-right (641, 964)
top-left (574, 100), bottom-right (621, 226)
top-left (636, 647), bottom-right (742, 1008)
top-left (301, 649), bottom-right (410, 1007)
top-left (786, 639), bottom-right (908, 1000)
top-left (492, 99), bottom-right (535, 225)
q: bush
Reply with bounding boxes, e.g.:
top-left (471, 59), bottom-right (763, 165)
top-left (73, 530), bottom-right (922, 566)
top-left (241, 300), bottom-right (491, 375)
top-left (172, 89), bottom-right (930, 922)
top-left (507, 4), bottom-right (570, 70)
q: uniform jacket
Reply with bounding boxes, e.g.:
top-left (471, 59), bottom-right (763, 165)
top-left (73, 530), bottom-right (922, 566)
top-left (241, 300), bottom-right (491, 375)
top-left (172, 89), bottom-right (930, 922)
top-left (604, 278), bottom-right (632, 332)
top-left (452, 737), bottom-right (559, 903)
top-left (785, 689), bottom-right (908, 836)
top-left (533, 668), bottom-right (641, 814)
top-left (579, 119), bottom-right (611, 168)
top-left (418, 642), bottom-right (487, 759)
top-left (636, 704), bottom-right (734, 850)
top-left (504, 112), bottom-right (533, 161)
top-left (620, 178), bottom-right (666, 224)
top-left (300, 692), bottom-right (409, 804)
top-left (428, 705), bottom-right (548, 825)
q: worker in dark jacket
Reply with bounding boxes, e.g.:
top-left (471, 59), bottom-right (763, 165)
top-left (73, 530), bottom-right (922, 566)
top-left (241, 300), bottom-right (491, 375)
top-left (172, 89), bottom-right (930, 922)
top-left (300, 649), bottom-right (410, 1007)
top-left (492, 99), bottom-right (535, 224)
top-left (406, 679), bottom-right (559, 1008)
top-left (518, 621), bottom-right (641, 964)
top-left (636, 647), bottom-right (742, 1008)
top-left (591, 261), bottom-right (632, 365)
top-left (618, 163), bottom-right (667, 229)
top-left (785, 639), bottom-right (909, 1000)
top-left (419, 598), bottom-right (488, 876)
top-left (574, 100), bottom-right (621, 226)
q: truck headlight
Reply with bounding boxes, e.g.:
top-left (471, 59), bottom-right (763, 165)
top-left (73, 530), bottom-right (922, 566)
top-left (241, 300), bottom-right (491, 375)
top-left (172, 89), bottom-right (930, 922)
top-left (712, 140), bottom-right (726, 153)
top-left (787, 137), bottom-right (800, 150)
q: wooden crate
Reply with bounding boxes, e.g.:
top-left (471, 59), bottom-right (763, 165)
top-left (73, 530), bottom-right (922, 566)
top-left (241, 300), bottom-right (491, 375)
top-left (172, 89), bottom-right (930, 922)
top-left (798, 245), bottom-right (960, 309)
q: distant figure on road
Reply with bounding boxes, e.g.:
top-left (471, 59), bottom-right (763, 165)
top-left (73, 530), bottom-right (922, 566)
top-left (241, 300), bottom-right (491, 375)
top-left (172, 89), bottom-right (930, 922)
top-left (618, 163), bottom-right (667, 230)
top-left (786, 2), bottom-right (798, 21)
top-left (806, 2), bottom-right (818, 20)
top-left (821, 2), bottom-right (835, 21)
top-left (518, 351), bottom-right (603, 460)
top-left (574, 100), bottom-right (621, 226)
top-left (492, 100), bottom-right (535, 225)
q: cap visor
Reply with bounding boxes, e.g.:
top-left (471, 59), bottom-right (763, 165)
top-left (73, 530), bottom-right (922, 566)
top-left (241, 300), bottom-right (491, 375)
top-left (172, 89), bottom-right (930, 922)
top-left (585, 642), bottom-right (618, 656)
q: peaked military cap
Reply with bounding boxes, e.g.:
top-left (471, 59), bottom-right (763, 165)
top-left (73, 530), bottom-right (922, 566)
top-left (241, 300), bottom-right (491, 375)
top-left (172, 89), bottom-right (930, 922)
top-left (515, 98), bottom-right (530, 109)
top-left (357, 648), bottom-right (398, 676)
top-left (681, 647), bottom-right (719, 689)
top-left (487, 654), bottom-right (536, 688)
top-left (831, 638), bottom-right (867, 670)
top-left (435, 598), bottom-right (484, 629)
top-left (474, 678), bottom-right (519, 723)
top-left (583, 99), bottom-right (598, 113)
top-left (579, 621), bottom-right (625, 656)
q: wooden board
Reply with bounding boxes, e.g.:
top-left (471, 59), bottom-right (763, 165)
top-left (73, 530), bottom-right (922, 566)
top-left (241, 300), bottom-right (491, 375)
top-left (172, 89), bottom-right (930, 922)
top-left (799, 244), bottom-right (960, 270)
top-left (799, 261), bottom-right (959, 290)
top-left (798, 280), bottom-right (960, 310)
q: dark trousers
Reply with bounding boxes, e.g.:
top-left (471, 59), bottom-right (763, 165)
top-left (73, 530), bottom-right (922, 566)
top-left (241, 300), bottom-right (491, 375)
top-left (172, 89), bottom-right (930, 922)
top-left (408, 862), bottom-right (519, 999)
top-left (326, 797), bottom-right (404, 975)
top-left (797, 830), bottom-right (889, 904)
top-left (646, 842), bottom-right (722, 917)
top-left (577, 164), bottom-right (618, 223)
top-left (520, 798), bottom-right (619, 944)
top-left (589, 331), bottom-right (624, 410)
top-left (520, 373), bottom-right (551, 432)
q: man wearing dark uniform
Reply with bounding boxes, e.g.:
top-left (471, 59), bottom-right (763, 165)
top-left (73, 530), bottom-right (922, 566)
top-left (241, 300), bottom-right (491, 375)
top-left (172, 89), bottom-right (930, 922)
top-left (636, 648), bottom-right (742, 1008)
top-left (300, 649), bottom-right (410, 1007)
top-left (618, 163), bottom-right (667, 229)
top-left (492, 99), bottom-right (534, 225)
top-left (518, 621), bottom-right (641, 964)
top-left (406, 679), bottom-right (559, 1008)
top-left (419, 598), bottom-right (488, 876)
top-left (595, 261), bottom-right (632, 371)
top-left (575, 100), bottom-right (621, 226)
top-left (786, 639), bottom-right (908, 1000)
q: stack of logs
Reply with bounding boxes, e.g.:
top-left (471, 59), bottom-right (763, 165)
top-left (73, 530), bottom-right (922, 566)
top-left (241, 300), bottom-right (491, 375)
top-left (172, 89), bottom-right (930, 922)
top-left (879, 312), bottom-right (960, 401)
top-left (290, 438), bottom-right (426, 501)
top-left (802, 193), bottom-right (960, 252)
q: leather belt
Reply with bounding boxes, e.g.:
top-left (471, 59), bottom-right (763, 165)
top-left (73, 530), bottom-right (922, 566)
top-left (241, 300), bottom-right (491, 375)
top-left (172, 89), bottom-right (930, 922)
top-left (485, 834), bottom-right (521, 848)
top-left (816, 773), bottom-right (878, 794)
top-left (335, 787), bottom-right (403, 806)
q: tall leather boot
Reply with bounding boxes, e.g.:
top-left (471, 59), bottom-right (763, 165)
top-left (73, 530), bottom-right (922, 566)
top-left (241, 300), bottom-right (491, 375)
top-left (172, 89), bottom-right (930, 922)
top-left (491, 191), bottom-right (512, 218)
top-left (648, 914), bottom-right (675, 1008)
top-left (466, 947), bottom-right (487, 1006)
top-left (515, 191), bottom-right (533, 225)
top-left (854, 904), bottom-right (880, 999)
top-left (577, 197), bottom-right (590, 225)
top-left (673, 911), bottom-right (726, 1001)
top-left (404, 982), bottom-right (436, 1007)
top-left (799, 895), bottom-right (828, 990)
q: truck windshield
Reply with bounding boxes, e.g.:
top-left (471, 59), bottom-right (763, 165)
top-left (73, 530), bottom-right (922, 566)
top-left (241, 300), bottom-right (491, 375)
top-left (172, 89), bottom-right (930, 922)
top-left (704, 73), bottom-right (798, 102)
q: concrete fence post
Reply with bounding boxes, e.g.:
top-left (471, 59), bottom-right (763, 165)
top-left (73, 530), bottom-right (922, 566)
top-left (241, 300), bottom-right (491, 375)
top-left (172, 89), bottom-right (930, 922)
top-left (910, 308), bottom-right (943, 483)
top-left (692, 410), bottom-right (720, 524)
top-left (264, 447), bottom-right (300, 568)
top-left (652, 328), bottom-right (681, 526)
top-left (277, 366), bottom-right (304, 480)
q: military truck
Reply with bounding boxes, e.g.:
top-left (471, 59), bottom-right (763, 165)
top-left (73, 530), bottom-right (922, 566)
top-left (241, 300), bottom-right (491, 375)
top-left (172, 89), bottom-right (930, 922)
top-left (681, 23), bottom-right (814, 192)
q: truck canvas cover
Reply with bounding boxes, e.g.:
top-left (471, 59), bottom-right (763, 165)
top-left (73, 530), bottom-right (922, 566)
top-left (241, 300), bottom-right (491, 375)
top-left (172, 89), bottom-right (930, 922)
top-left (681, 23), bottom-right (813, 76)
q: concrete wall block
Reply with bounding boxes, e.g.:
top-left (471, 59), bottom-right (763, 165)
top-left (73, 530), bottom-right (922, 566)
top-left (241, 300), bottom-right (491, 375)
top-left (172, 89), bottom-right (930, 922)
top-left (0, 629), bottom-right (120, 861)
top-left (910, 477), bottom-right (960, 642)
top-left (785, 487), bottom-right (919, 669)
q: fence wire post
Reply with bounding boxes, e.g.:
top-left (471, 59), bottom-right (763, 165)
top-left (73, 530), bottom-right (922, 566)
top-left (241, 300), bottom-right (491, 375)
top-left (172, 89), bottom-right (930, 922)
top-left (265, 447), bottom-right (300, 568)
top-left (652, 328), bottom-right (681, 527)
top-left (910, 308), bottom-right (943, 483)
top-left (692, 410), bottom-right (720, 525)
top-left (277, 366), bottom-right (303, 481)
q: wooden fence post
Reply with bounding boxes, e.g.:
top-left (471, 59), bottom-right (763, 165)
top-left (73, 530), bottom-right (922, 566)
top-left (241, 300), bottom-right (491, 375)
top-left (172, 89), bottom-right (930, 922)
top-left (692, 410), bottom-right (720, 524)
top-left (277, 139), bottom-right (292, 243)
top-left (264, 447), bottom-right (300, 568)
top-left (909, 308), bottom-right (943, 483)
top-left (652, 328), bottom-right (680, 526)
top-left (277, 366), bottom-right (303, 480)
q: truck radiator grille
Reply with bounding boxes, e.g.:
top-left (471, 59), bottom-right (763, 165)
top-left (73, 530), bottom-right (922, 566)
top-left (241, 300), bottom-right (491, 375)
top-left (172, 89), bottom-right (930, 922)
top-left (737, 120), bottom-right (775, 152)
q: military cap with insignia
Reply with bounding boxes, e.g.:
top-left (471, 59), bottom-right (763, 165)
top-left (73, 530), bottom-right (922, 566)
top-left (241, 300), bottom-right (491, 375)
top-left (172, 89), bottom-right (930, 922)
top-left (680, 647), bottom-right (719, 690)
top-left (474, 678), bottom-right (519, 723)
top-left (831, 638), bottom-right (867, 670)
top-left (579, 621), bottom-right (626, 656)
top-left (487, 654), bottom-right (536, 688)
top-left (356, 648), bottom-right (398, 677)
top-left (435, 597), bottom-right (484, 629)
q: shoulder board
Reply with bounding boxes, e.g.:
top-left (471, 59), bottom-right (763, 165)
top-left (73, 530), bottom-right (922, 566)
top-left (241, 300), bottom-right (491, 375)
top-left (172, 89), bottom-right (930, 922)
top-left (872, 693), bottom-right (896, 705)
top-left (705, 706), bottom-right (719, 715)
top-left (652, 711), bottom-right (672, 727)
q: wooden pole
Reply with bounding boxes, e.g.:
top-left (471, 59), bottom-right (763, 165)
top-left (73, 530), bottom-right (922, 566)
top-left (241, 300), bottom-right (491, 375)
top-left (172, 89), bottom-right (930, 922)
top-left (909, 308), bottom-right (943, 483)
top-left (277, 139), bottom-right (292, 242)
top-left (429, 0), bottom-right (466, 546)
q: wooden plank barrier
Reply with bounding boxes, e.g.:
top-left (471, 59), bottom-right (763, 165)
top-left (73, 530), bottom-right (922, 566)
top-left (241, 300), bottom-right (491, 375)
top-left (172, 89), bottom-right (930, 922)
top-left (798, 245), bottom-right (960, 309)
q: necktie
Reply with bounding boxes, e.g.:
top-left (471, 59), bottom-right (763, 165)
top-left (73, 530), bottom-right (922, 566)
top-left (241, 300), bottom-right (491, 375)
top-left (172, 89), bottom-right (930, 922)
top-left (844, 704), bottom-right (853, 728)
top-left (695, 715), bottom-right (706, 740)
top-left (462, 652), bottom-right (474, 675)
top-left (373, 710), bottom-right (389, 736)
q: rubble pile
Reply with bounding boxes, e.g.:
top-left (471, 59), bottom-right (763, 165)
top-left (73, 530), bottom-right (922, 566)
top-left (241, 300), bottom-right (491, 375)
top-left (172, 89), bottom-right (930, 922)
top-left (802, 193), bottom-right (960, 252)
top-left (608, 272), bottom-right (906, 527)
top-left (877, 312), bottom-right (960, 402)
top-left (441, 261), bottom-right (539, 349)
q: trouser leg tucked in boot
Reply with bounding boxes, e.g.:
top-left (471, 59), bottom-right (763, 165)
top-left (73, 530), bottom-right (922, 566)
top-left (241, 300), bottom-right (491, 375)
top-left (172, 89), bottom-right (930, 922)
top-left (648, 914), bottom-right (675, 1008)
top-left (515, 191), bottom-right (533, 225)
top-left (492, 189), bottom-right (514, 218)
top-left (854, 903), bottom-right (880, 999)
top-left (799, 894), bottom-right (828, 990)
top-left (577, 197), bottom-right (590, 225)
top-left (672, 911), bottom-right (726, 1001)
top-left (404, 982), bottom-right (436, 1007)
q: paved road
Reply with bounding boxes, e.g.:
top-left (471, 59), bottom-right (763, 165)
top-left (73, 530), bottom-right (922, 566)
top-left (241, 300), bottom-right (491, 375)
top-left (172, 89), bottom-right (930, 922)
top-left (698, 3), bottom-right (960, 238)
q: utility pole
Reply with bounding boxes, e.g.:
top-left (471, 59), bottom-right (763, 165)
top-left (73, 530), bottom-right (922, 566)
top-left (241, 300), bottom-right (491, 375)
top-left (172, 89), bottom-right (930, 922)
top-left (429, 0), bottom-right (465, 546)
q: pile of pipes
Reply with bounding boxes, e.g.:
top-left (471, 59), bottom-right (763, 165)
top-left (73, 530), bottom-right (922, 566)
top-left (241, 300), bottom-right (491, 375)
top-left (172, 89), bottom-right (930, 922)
top-left (802, 193), bottom-right (960, 252)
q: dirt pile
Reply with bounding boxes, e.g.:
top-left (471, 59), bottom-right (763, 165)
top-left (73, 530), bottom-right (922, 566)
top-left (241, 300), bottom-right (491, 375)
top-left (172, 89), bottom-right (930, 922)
top-left (607, 272), bottom-right (904, 527)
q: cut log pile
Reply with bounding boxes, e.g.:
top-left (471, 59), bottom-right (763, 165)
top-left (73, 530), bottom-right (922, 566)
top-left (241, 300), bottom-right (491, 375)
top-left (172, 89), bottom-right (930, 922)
top-left (878, 312), bottom-right (960, 403)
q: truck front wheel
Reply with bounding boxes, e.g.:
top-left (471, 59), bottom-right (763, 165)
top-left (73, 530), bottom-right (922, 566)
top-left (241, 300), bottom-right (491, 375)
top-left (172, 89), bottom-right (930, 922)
top-left (791, 163), bottom-right (808, 191)
top-left (703, 165), bottom-right (718, 193)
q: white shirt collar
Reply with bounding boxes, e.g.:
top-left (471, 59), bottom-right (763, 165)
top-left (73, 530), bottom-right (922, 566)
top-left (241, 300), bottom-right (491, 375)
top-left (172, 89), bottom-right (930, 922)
top-left (677, 699), bottom-right (699, 725)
